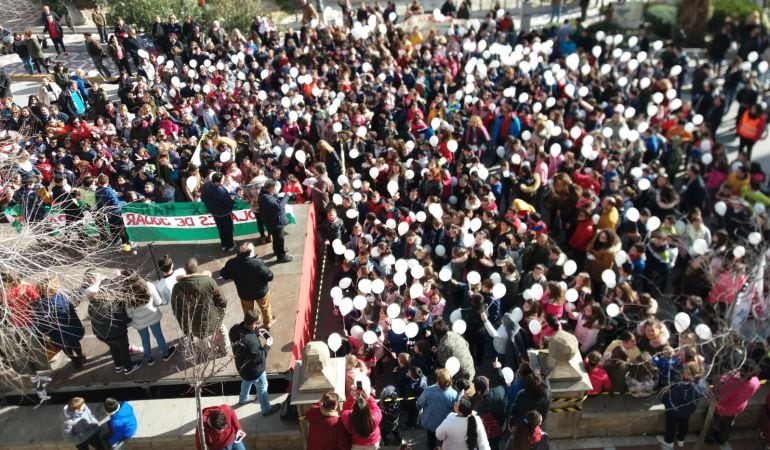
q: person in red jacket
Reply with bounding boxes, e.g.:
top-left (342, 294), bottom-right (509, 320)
top-left (306, 391), bottom-right (352, 450)
top-left (736, 104), bottom-right (767, 159)
top-left (569, 208), bottom-right (596, 257)
top-left (585, 351), bottom-right (611, 396)
top-left (341, 386), bottom-right (382, 449)
top-left (706, 363), bottom-right (761, 445)
top-left (195, 405), bottom-right (246, 450)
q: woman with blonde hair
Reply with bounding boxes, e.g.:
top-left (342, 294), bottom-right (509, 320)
top-left (465, 115), bottom-right (491, 149)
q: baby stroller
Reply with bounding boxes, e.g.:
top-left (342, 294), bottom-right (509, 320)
top-left (759, 390), bottom-right (770, 449)
top-left (379, 385), bottom-right (402, 446)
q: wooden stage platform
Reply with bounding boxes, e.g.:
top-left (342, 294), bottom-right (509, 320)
top-left (40, 204), bottom-right (310, 393)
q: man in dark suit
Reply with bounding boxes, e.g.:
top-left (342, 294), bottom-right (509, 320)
top-left (258, 180), bottom-right (294, 263)
top-left (201, 172), bottom-right (236, 252)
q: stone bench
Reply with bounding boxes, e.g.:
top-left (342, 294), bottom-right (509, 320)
top-left (0, 394), bottom-right (302, 450)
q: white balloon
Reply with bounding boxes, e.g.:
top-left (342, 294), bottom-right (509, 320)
top-left (405, 322), bottom-right (420, 338)
top-left (331, 286), bottom-right (343, 300)
top-left (398, 221), bottom-right (410, 236)
top-left (411, 265), bottom-right (425, 280)
top-left (606, 303), bottom-right (620, 318)
top-left (550, 143), bottom-right (561, 157)
top-left (445, 356), bottom-right (461, 376)
top-left (452, 319), bottom-right (467, 335)
top-left (393, 272), bottom-right (407, 286)
top-left (435, 245), bottom-right (447, 257)
top-left (674, 312), bottom-right (691, 333)
top-left (714, 201), bottom-right (727, 216)
top-left (625, 207), bottom-right (640, 222)
top-left (339, 277), bottom-right (353, 289)
top-left (501, 367), bottom-right (515, 384)
top-left (733, 246), bottom-right (746, 258)
top-left (470, 217), bottom-right (482, 232)
top-left (563, 260), bottom-right (577, 276)
top-left (391, 318), bottom-right (406, 334)
top-left (701, 152), bottom-right (713, 165)
top-left (371, 279), bottom-right (385, 295)
top-left (447, 140), bottom-right (458, 152)
top-left (363, 330), bottom-right (378, 345)
top-left (601, 269), bottom-right (616, 285)
top-left (467, 271), bottom-right (481, 285)
top-left (327, 333), bottom-right (343, 352)
top-left (692, 239), bottom-right (708, 256)
top-left (695, 323), bottom-right (712, 340)
top-left (615, 251), bottom-right (628, 266)
top-left (429, 203), bottom-right (443, 218)
top-left (530, 283), bottom-right (544, 300)
top-left (353, 295), bottom-right (368, 311)
top-left (749, 232), bottom-right (762, 246)
top-left (511, 307), bottom-right (523, 323)
top-left (646, 216), bottom-right (661, 232)
top-left (439, 267), bottom-right (453, 282)
top-left (637, 178), bottom-right (651, 191)
top-left (409, 283), bottom-right (424, 299)
top-left (566, 289), bottom-right (579, 303)
top-left (492, 283), bottom-right (507, 299)
top-left (358, 278), bottom-right (372, 294)
top-left (416, 211), bottom-right (427, 223)
top-left (339, 298), bottom-right (354, 315)
top-left (528, 320), bottom-right (542, 335)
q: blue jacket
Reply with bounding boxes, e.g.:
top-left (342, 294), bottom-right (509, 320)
top-left (661, 381), bottom-right (705, 418)
top-left (201, 182), bottom-right (235, 217)
top-left (258, 190), bottom-right (290, 231)
top-left (108, 402), bottom-right (137, 447)
top-left (491, 114), bottom-right (521, 144)
top-left (95, 186), bottom-right (125, 214)
top-left (416, 385), bottom-right (459, 432)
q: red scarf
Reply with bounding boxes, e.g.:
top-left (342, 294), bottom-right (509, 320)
top-left (529, 426), bottom-right (543, 444)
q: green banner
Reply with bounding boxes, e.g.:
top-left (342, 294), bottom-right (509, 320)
top-left (122, 201), bottom-right (295, 243)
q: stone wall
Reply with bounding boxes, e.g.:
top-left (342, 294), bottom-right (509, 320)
top-left (549, 384), bottom-right (768, 439)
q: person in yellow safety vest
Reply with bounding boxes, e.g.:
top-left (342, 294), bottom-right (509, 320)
top-left (737, 104), bottom-right (767, 159)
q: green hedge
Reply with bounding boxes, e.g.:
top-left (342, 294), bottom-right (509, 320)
top-left (709, 0), bottom-right (766, 32)
top-left (644, 3), bottom-right (678, 39)
top-left (586, 20), bottom-right (625, 36)
top-left (104, 0), bottom-right (263, 35)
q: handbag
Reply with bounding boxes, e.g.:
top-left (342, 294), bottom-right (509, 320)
top-left (480, 412), bottom-right (503, 439)
top-left (41, 36), bottom-right (49, 49)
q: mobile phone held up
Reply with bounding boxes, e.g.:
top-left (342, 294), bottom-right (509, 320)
top-left (234, 430), bottom-right (246, 443)
top-left (356, 380), bottom-right (363, 391)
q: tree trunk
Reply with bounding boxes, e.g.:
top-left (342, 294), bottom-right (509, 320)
top-left (678, 0), bottom-right (713, 45)
top-left (695, 400), bottom-right (716, 450)
top-left (196, 384), bottom-right (207, 450)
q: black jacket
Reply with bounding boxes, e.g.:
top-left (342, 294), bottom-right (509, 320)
top-left (89, 301), bottom-right (130, 341)
top-left (220, 254), bottom-right (274, 300)
top-left (201, 182), bottom-right (235, 217)
top-left (258, 190), bottom-right (289, 230)
top-left (228, 322), bottom-right (269, 380)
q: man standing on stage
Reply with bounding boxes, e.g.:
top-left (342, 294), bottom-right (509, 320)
top-left (201, 173), bottom-right (236, 252)
top-left (258, 180), bottom-right (294, 263)
top-left (171, 257), bottom-right (230, 355)
top-left (220, 242), bottom-right (275, 330)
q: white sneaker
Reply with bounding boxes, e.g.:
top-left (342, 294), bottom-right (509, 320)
top-left (676, 440), bottom-right (685, 447)
top-left (656, 435), bottom-right (674, 448)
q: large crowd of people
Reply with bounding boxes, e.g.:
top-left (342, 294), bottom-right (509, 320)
top-left (1, 0), bottom-right (770, 449)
